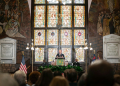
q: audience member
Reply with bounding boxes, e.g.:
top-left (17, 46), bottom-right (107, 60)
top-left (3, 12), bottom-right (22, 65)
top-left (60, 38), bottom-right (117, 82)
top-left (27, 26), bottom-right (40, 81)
top-left (26, 71), bottom-right (41, 86)
top-left (78, 73), bottom-right (87, 86)
top-left (14, 70), bottom-right (26, 86)
top-left (35, 68), bottom-right (53, 86)
top-left (54, 71), bottom-right (62, 77)
top-left (86, 60), bottom-right (114, 86)
top-left (64, 69), bottom-right (69, 78)
top-left (0, 73), bottom-right (18, 86)
top-left (50, 76), bottom-right (69, 86)
top-left (67, 68), bottom-right (77, 86)
top-left (114, 74), bottom-right (120, 86)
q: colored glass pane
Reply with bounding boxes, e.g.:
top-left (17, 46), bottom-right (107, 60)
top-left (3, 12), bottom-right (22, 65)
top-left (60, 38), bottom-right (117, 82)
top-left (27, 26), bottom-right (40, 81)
top-left (48, 48), bottom-right (57, 62)
top-left (74, 30), bottom-right (85, 45)
top-left (62, 48), bottom-right (71, 62)
top-left (34, 30), bottom-right (45, 45)
top-left (60, 0), bottom-right (72, 4)
top-left (74, 6), bottom-right (85, 27)
top-left (47, 6), bottom-right (58, 27)
top-left (61, 6), bottom-right (72, 27)
top-left (61, 30), bottom-right (72, 45)
top-left (47, 30), bottom-right (58, 45)
top-left (34, 0), bottom-right (45, 4)
top-left (34, 6), bottom-right (45, 27)
top-left (47, 0), bottom-right (59, 3)
top-left (75, 48), bottom-right (84, 62)
top-left (35, 48), bottom-right (44, 62)
top-left (74, 0), bottom-right (85, 4)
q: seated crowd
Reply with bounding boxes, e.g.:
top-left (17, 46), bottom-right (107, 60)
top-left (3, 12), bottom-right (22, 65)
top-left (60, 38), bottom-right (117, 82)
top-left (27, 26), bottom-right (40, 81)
top-left (0, 60), bottom-right (120, 86)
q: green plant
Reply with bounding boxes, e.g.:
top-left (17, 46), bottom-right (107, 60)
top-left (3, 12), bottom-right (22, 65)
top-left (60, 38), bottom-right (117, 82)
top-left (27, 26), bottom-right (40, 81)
top-left (38, 65), bottom-right (83, 73)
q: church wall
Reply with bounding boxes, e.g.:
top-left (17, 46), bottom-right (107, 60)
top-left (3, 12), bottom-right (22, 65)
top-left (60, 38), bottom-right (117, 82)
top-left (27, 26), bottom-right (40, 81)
top-left (88, 0), bottom-right (120, 74)
top-left (0, 0), bottom-right (31, 73)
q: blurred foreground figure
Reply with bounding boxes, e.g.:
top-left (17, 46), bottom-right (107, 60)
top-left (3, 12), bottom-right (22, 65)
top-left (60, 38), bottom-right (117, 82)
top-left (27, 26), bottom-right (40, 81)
top-left (0, 73), bottom-right (18, 86)
top-left (87, 60), bottom-right (114, 86)
top-left (50, 76), bottom-right (69, 86)
top-left (14, 70), bottom-right (26, 86)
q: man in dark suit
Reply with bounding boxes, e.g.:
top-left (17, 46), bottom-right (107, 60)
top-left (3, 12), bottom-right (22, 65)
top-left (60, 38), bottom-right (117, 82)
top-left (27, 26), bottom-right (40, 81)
top-left (42, 59), bottom-right (47, 66)
top-left (56, 50), bottom-right (65, 58)
top-left (73, 58), bottom-right (80, 66)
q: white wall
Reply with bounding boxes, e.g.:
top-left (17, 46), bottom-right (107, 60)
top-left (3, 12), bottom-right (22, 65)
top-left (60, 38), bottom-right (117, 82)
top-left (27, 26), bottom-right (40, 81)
top-left (27, 0), bottom-right (92, 16)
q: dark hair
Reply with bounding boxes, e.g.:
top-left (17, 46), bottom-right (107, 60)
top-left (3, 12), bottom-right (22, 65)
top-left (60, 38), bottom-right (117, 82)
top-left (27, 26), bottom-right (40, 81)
top-left (29, 71), bottom-right (41, 84)
top-left (35, 68), bottom-right (53, 86)
top-left (26, 73), bottom-right (30, 82)
top-left (86, 60), bottom-right (114, 86)
top-left (54, 71), bottom-right (62, 77)
top-left (67, 68), bottom-right (77, 82)
top-left (64, 69), bottom-right (69, 78)
top-left (78, 73), bottom-right (87, 86)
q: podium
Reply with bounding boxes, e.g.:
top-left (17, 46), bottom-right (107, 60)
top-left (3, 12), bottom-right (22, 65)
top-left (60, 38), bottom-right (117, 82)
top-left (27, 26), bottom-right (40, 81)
top-left (55, 57), bottom-right (65, 66)
top-left (51, 57), bottom-right (68, 66)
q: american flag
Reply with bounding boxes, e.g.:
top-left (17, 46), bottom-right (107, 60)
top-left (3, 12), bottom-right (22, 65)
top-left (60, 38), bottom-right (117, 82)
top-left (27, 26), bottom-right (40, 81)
top-left (19, 55), bottom-right (27, 74)
top-left (93, 54), bottom-right (96, 61)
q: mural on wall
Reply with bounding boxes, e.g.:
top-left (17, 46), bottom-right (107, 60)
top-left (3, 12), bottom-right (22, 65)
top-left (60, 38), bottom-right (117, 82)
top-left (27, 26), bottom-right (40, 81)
top-left (0, 0), bottom-right (30, 38)
top-left (89, 0), bottom-right (120, 37)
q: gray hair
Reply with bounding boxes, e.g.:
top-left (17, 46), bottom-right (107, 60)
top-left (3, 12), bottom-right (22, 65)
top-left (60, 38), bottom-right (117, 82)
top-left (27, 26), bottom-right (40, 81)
top-left (0, 73), bottom-right (18, 86)
top-left (14, 70), bottom-right (26, 85)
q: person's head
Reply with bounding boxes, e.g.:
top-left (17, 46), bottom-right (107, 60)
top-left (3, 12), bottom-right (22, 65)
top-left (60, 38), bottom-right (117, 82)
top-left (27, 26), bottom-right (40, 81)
top-left (78, 73), bottom-right (87, 86)
top-left (54, 71), bottom-right (62, 77)
top-left (67, 68), bottom-right (77, 83)
top-left (114, 74), bottom-right (120, 85)
top-left (86, 60), bottom-right (114, 86)
top-left (0, 73), bottom-right (18, 86)
top-left (14, 70), bottom-right (26, 86)
top-left (59, 50), bottom-right (62, 54)
top-left (64, 69), bottom-right (69, 78)
top-left (50, 76), bottom-right (69, 86)
top-left (75, 58), bottom-right (78, 62)
top-left (29, 71), bottom-right (41, 84)
top-left (35, 68), bottom-right (53, 86)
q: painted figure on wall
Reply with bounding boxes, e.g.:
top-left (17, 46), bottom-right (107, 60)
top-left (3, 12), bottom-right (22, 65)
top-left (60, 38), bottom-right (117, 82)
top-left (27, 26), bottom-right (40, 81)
top-left (0, 0), bottom-right (25, 38)
top-left (89, 0), bottom-right (120, 36)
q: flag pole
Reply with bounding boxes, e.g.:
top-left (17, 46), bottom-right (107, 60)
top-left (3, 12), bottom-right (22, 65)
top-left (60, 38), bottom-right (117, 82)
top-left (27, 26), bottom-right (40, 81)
top-left (94, 50), bottom-right (95, 54)
top-left (22, 51), bottom-right (24, 55)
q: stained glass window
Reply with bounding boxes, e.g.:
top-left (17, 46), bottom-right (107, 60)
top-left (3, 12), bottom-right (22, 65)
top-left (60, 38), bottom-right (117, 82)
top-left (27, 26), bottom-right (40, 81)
top-left (62, 48), bottom-right (71, 62)
top-left (34, 6), bottom-right (45, 27)
top-left (48, 48), bottom-right (57, 62)
top-left (61, 30), bottom-right (72, 45)
top-left (61, 0), bottom-right (72, 4)
top-left (74, 6), bottom-right (85, 27)
top-left (34, 0), bottom-right (45, 4)
top-left (75, 48), bottom-right (84, 62)
top-left (47, 30), bottom-right (58, 45)
top-left (34, 30), bottom-right (45, 45)
top-left (47, 0), bottom-right (59, 4)
top-left (35, 48), bottom-right (44, 62)
top-left (61, 6), bottom-right (72, 27)
top-left (47, 6), bottom-right (58, 27)
top-left (74, 30), bottom-right (85, 45)
top-left (74, 0), bottom-right (85, 4)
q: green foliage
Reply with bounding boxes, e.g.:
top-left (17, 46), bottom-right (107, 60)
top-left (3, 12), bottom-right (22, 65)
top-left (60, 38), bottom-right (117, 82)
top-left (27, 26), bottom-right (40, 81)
top-left (38, 65), bottom-right (83, 73)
